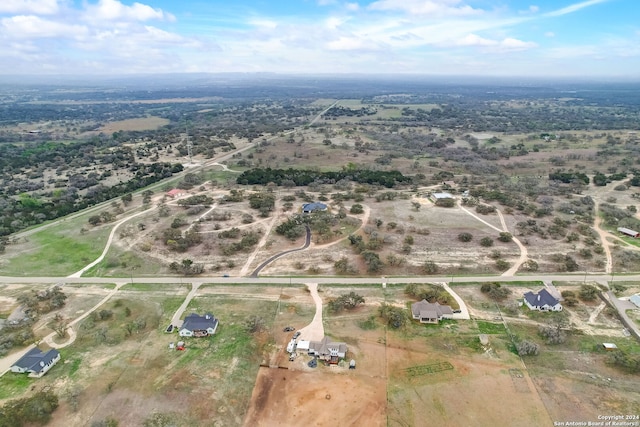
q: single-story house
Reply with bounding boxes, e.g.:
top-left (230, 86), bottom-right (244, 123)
top-left (629, 294), bottom-right (640, 309)
top-left (302, 202), bottom-right (327, 214)
top-left (11, 348), bottom-right (60, 378)
top-left (523, 289), bottom-right (563, 312)
top-left (411, 300), bottom-right (454, 324)
top-left (307, 336), bottom-right (347, 364)
top-left (617, 227), bottom-right (640, 238)
top-left (429, 192), bottom-right (453, 203)
top-left (166, 188), bottom-right (185, 198)
top-left (179, 313), bottom-right (219, 337)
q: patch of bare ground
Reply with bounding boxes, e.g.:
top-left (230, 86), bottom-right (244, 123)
top-left (244, 367), bottom-right (386, 427)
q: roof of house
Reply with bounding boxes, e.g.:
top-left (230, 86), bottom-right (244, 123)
top-left (523, 289), bottom-right (560, 307)
top-left (431, 192), bottom-right (453, 199)
top-left (308, 336), bottom-right (347, 355)
top-left (617, 227), bottom-right (639, 236)
top-left (411, 299), bottom-right (454, 318)
top-left (302, 202), bottom-right (327, 212)
top-left (12, 348), bottom-right (60, 372)
top-left (166, 189), bottom-right (184, 197)
top-left (630, 294), bottom-right (640, 307)
top-left (181, 313), bottom-right (218, 331)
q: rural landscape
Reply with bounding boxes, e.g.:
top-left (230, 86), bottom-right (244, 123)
top-left (1, 75), bottom-right (640, 427)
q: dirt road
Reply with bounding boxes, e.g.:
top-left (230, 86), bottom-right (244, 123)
top-left (297, 283), bottom-right (324, 342)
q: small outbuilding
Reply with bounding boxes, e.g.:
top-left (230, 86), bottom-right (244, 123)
top-left (166, 189), bottom-right (185, 199)
top-left (429, 192), bottom-right (453, 203)
top-left (617, 227), bottom-right (640, 238)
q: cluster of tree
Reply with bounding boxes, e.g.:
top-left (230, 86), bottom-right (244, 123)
top-left (17, 285), bottom-right (67, 316)
top-left (177, 194), bottom-right (213, 207)
top-left (0, 320), bottom-right (35, 356)
top-left (592, 171), bottom-right (627, 186)
top-left (0, 162), bottom-right (182, 237)
top-left (607, 349), bottom-right (640, 373)
top-left (548, 170), bottom-right (590, 185)
top-left (169, 259), bottom-right (204, 275)
top-left (405, 283), bottom-right (453, 306)
top-left (323, 106), bottom-right (377, 118)
top-left (378, 303), bottom-right (408, 329)
top-left (219, 231), bottom-right (260, 255)
top-left (538, 324), bottom-right (567, 345)
top-left (162, 227), bottom-right (202, 252)
top-left (236, 167), bottom-right (410, 188)
top-left (516, 340), bottom-right (540, 356)
top-left (0, 390), bottom-right (59, 427)
top-left (347, 234), bottom-right (385, 273)
top-left (327, 292), bottom-right (365, 312)
top-left (480, 282), bottom-right (512, 301)
top-left (247, 192), bottom-right (275, 216)
top-left (275, 217), bottom-right (307, 240)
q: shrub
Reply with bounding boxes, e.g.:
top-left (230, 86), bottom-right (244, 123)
top-left (458, 232), bottom-right (473, 242)
top-left (517, 340), bottom-right (539, 356)
top-left (498, 232), bottom-right (512, 242)
top-left (480, 237), bottom-right (494, 247)
top-left (579, 284), bottom-right (598, 301)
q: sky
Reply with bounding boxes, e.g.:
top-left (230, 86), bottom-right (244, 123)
top-left (0, 0), bottom-right (638, 78)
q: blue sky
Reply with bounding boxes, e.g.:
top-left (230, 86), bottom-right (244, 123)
top-left (0, 0), bottom-right (638, 77)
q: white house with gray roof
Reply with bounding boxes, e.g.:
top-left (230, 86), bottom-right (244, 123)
top-left (307, 336), bottom-right (347, 364)
top-left (411, 300), bottom-right (454, 324)
top-left (523, 289), bottom-right (563, 312)
top-left (11, 347), bottom-right (60, 378)
top-left (179, 313), bottom-right (219, 337)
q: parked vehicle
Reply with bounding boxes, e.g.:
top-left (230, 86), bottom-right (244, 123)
top-left (283, 326), bottom-right (295, 332)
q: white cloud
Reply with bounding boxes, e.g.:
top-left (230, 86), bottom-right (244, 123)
top-left (454, 33), bottom-right (537, 51)
top-left (84, 0), bottom-right (174, 23)
top-left (529, 5), bottom-right (539, 13)
top-left (546, 0), bottom-right (610, 17)
top-left (1, 15), bottom-right (87, 39)
top-left (0, 0), bottom-right (59, 15)
top-left (368, 0), bottom-right (482, 16)
top-left (545, 31), bottom-right (555, 37)
top-left (345, 3), bottom-right (360, 12)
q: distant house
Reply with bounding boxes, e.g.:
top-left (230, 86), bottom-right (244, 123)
top-left (617, 227), bottom-right (640, 238)
top-left (11, 348), bottom-right (60, 378)
top-left (166, 188), bottom-right (185, 199)
top-left (429, 192), bottom-right (453, 203)
top-left (411, 299), bottom-right (454, 324)
top-left (302, 202), bottom-right (327, 214)
top-left (523, 289), bottom-right (563, 312)
top-left (307, 336), bottom-right (347, 364)
top-left (630, 294), bottom-right (640, 309)
top-left (179, 313), bottom-right (219, 337)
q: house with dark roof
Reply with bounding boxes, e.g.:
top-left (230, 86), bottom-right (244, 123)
top-left (307, 336), bottom-right (347, 364)
top-left (523, 289), bottom-right (563, 312)
top-left (301, 202), bottom-right (327, 214)
top-left (11, 348), bottom-right (60, 378)
top-left (411, 300), bottom-right (454, 324)
top-left (179, 313), bottom-right (219, 337)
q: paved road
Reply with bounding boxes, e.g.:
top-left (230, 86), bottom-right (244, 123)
top-left (604, 291), bottom-right (640, 339)
top-left (0, 273), bottom-right (637, 286)
top-left (250, 226), bottom-right (311, 277)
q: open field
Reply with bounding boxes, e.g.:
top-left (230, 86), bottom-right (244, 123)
top-left (97, 116), bottom-right (170, 133)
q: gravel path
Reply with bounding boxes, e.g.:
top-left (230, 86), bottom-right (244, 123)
top-left (296, 283), bottom-right (324, 342)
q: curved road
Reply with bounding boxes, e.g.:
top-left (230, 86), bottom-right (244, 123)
top-left (250, 226), bottom-right (311, 277)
